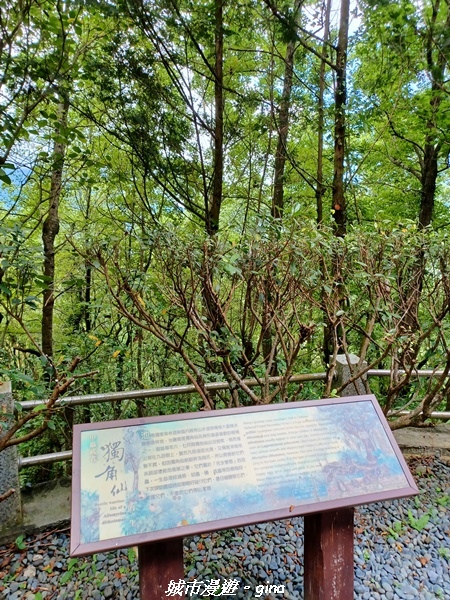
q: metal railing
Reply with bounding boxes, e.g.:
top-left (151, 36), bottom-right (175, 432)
top-left (18, 372), bottom-right (327, 410)
top-left (16, 368), bottom-right (450, 469)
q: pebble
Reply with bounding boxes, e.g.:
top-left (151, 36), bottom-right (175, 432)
top-left (0, 456), bottom-right (449, 599)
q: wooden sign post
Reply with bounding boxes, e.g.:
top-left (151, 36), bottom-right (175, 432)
top-left (70, 395), bottom-right (418, 599)
top-left (139, 539), bottom-right (184, 600)
top-left (304, 508), bottom-right (354, 600)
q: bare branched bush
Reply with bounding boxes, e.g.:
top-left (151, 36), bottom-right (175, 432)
top-left (87, 221), bottom-right (450, 427)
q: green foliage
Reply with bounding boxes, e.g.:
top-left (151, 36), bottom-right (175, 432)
top-left (437, 495), bottom-right (450, 508)
top-left (407, 509), bottom-right (430, 532)
top-left (1, 0), bottom-right (450, 481)
top-left (15, 534), bottom-right (26, 550)
top-left (386, 520), bottom-right (403, 540)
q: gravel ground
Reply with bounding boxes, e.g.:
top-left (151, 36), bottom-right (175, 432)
top-left (0, 455), bottom-right (449, 600)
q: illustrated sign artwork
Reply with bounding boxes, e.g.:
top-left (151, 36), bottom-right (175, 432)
top-left (70, 395), bottom-right (418, 556)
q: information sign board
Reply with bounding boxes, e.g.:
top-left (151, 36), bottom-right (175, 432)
top-left (70, 395), bottom-right (417, 556)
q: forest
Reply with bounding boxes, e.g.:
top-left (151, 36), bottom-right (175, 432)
top-left (1, 0), bottom-right (450, 470)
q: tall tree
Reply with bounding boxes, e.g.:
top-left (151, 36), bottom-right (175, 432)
top-left (42, 91), bottom-right (70, 359)
top-left (315, 0), bottom-right (332, 225)
top-left (357, 0), bottom-right (450, 228)
top-left (210, 0), bottom-right (224, 234)
top-left (331, 0), bottom-right (350, 236)
top-left (82, 0), bottom-right (228, 235)
top-left (418, 0), bottom-right (450, 228)
top-left (272, 0), bottom-right (302, 219)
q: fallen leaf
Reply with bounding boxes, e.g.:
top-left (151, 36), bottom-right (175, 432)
top-left (0, 555), bottom-right (12, 568)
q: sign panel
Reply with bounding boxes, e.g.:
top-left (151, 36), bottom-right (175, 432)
top-left (70, 395), bottom-right (418, 556)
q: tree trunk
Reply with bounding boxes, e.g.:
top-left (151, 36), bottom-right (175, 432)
top-left (84, 188), bottom-right (92, 333)
top-left (418, 0), bottom-right (448, 229)
top-left (318, 0), bottom-right (333, 365)
top-left (419, 141), bottom-right (439, 229)
top-left (207, 0), bottom-right (224, 236)
top-left (418, 72), bottom-right (443, 230)
top-left (331, 0), bottom-right (349, 237)
top-left (272, 0), bottom-right (301, 219)
top-left (316, 0), bottom-right (332, 225)
top-left (264, 0), bottom-right (302, 376)
top-left (42, 92), bottom-right (69, 358)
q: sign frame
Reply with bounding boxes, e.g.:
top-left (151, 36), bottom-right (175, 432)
top-left (70, 394), bottom-right (418, 557)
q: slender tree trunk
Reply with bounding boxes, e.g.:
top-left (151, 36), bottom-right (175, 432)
top-left (207, 0), bottom-right (224, 235)
top-left (80, 257), bottom-right (94, 423)
top-left (80, 189), bottom-right (93, 423)
top-left (318, 0), bottom-right (333, 365)
top-left (323, 0), bottom-right (349, 366)
top-left (42, 92), bottom-right (69, 358)
top-left (264, 0), bottom-right (302, 376)
top-left (332, 0), bottom-right (349, 237)
top-left (84, 188), bottom-right (92, 334)
top-left (419, 141), bottom-right (439, 229)
top-left (199, 0), bottom-right (225, 405)
top-left (417, 0), bottom-right (448, 228)
top-left (316, 0), bottom-right (332, 225)
top-left (418, 77), bottom-right (443, 230)
top-left (272, 0), bottom-right (301, 219)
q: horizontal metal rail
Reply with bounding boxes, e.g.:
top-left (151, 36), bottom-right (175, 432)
top-left (18, 409), bottom-right (450, 469)
top-left (367, 369), bottom-right (446, 378)
top-left (16, 368), bottom-right (450, 469)
top-left (19, 450), bottom-right (73, 469)
top-left (19, 369), bottom-right (448, 411)
top-left (18, 372), bottom-right (327, 410)
top-left (392, 410), bottom-right (450, 419)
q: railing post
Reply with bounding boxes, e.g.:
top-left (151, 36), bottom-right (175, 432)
top-left (335, 353), bottom-right (368, 396)
top-left (0, 381), bottom-right (22, 535)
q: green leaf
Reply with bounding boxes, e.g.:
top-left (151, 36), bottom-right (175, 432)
top-left (15, 535), bottom-right (26, 550)
top-left (0, 282), bottom-right (11, 296)
top-left (223, 263), bottom-right (241, 276)
top-left (60, 571), bottom-right (72, 585)
top-left (14, 372), bottom-right (34, 384)
top-left (0, 170), bottom-right (12, 185)
top-left (127, 547), bottom-right (136, 563)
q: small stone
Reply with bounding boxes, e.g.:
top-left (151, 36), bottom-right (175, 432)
top-left (23, 564), bottom-right (36, 578)
top-left (9, 561), bottom-right (21, 575)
